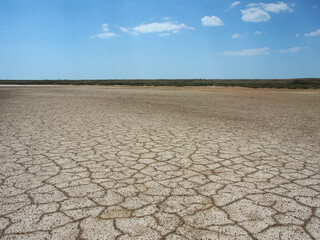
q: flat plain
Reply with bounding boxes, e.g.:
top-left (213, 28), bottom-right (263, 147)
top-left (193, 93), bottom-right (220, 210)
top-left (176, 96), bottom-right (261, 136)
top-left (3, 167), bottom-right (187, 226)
top-left (0, 85), bottom-right (320, 239)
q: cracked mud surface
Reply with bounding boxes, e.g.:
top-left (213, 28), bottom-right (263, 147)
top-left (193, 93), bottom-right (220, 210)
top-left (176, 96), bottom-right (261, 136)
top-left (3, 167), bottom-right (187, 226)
top-left (0, 85), bottom-right (319, 240)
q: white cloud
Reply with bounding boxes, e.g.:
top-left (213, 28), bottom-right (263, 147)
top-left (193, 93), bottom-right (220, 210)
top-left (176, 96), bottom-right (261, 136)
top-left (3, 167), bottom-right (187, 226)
top-left (255, 31), bottom-right (262, 35)
top-left (225, 1), bottom-right (241, 11)
top-left (232, 33), bottom-right (241, 39)
top-left (102, 23), bottom-right (109, 32)
top-left (295, 34), bottom-right (300, 37)
top-left (223, 47), bottom-right (270, 56)
top-left (121, 20), bottom-right (194, 35)
top-left (119, 27), bottom-right (129, 33)
top-left (132, 22), bottom-right (192, 33)
top-left (159, 33), bottom-right (171, 37)
top-left (241, 2), bottom-right (293, 22)
top-left (90, 32), bottom-right (117, 39)
top-left (231, 1), bottom-right (241, 8)
top-left (201, 16), bottom-right (224, 26)
top-left (280, 46), bottom-right (308, 53)
top-left (248, 2), bottom-right (293, 13)
top-left (305, 29), bottom-right (320, 37)
top-left (241, 8), bottom-right (271, 22)
top-left (162, 17), bottom-right (172, 21)
top-left (90, 23), bottom-right (117, 39)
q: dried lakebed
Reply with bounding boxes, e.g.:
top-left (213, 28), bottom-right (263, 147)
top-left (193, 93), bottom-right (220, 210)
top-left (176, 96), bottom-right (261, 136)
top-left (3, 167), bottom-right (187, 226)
top-left (0, 85), bottom-right (319, 239)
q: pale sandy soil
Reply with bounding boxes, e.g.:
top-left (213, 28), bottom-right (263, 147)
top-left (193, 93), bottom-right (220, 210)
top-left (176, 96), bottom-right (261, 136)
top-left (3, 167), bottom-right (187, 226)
top-left (0, 85), bottom-right (319, 240)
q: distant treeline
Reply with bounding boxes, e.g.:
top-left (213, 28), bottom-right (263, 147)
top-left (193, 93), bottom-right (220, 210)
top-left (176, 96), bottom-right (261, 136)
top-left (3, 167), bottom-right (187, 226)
top-left (0, 79), bottom-right (319, 89)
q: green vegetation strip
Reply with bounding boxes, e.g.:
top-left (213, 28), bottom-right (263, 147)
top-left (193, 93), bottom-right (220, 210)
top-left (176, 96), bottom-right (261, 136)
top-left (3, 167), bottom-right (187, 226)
top-left (0, 79), bottom-right (319, 89)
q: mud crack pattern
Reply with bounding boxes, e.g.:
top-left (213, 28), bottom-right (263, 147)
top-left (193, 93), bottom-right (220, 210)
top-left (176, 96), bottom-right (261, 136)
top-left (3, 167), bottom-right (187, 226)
top-left (0, 86), bottom-right (319, 239)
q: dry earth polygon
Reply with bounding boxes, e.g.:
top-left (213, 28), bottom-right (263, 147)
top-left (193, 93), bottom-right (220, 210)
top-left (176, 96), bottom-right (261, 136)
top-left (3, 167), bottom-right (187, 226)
top-left (0, 85), bottom-right (319, 239)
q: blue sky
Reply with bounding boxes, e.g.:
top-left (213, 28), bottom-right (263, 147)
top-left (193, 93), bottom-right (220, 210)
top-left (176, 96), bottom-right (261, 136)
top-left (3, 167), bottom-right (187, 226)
top-left (0, 0), bottom-right (319, 79)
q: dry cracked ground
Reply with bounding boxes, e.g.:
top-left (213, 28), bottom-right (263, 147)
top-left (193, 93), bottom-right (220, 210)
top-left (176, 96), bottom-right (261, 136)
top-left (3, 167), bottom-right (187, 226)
top-left (0, 85), bottom-right (320, 240)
